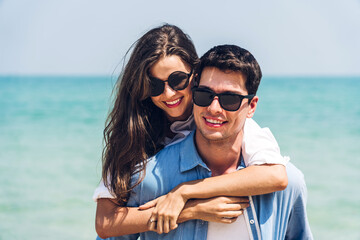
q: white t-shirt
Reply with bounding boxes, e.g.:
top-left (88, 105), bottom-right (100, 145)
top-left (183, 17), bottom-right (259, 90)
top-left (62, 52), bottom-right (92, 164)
top-left (92, 116), bottom-right (289, 201)
top-left (207, 216), bottom-right (250, 240)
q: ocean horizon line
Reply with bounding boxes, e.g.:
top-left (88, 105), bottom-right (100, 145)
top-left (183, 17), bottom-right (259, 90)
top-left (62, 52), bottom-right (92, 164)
top-left (0, 74), bottom-right (360, 79)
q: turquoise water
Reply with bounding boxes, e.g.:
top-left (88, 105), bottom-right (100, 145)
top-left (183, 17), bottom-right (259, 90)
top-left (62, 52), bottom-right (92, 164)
top-left (0, 76), bottom-right (359, 239)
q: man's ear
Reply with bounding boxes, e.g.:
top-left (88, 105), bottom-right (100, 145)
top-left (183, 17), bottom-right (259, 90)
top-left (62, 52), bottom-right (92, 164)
top-left (247, 96), bottom-right (258, 118)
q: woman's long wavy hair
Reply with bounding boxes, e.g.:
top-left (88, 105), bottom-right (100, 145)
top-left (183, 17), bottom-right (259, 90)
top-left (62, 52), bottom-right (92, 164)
top-left (102, 24), bottom-right (198, 205)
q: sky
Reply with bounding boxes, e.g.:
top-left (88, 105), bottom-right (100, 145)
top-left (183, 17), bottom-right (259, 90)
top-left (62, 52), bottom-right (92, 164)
top-left (0, 0), bottom-right (359, 76)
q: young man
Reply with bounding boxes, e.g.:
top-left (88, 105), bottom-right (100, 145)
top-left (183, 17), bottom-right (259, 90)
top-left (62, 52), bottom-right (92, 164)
top-left (99, 45), bottom-right (312, 239)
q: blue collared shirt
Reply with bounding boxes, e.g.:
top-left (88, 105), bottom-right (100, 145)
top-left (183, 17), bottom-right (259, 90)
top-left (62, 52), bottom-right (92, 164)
top-left (100, 131), bottom-right (312, 240)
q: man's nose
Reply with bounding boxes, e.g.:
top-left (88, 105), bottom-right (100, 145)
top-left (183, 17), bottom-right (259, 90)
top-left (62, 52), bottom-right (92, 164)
top-left (207, 96), bottom-right (222, 114)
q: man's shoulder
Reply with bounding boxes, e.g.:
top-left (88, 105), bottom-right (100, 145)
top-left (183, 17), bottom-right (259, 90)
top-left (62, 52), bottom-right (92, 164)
top-left (285, 162), bottom-right (307, 195)
top-left (128, 132), bottom-right (197, 204)
top-left (144, 136), bottom-right (187, 176)
top-left (151, 140), bottom-right (182, 163)
top-left (129, 144), bottom-right (183, 200)
top-left (151, 130), bottom-right (195, 165)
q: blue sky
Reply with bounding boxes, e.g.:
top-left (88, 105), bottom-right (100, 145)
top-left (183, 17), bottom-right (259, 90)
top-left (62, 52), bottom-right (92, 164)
top-left (0, 0), bottom-right (359, 76)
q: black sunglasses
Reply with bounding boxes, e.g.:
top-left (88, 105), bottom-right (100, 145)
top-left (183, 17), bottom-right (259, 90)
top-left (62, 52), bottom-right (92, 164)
top-left (192, 87), bottom-right (255, 111)
top-left (149, 70), bottom-right (192, 97)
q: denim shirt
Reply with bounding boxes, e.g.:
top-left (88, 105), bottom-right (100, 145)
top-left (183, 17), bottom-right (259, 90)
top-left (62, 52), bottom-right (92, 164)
top-left (101, 131), bottom-right (312, 240)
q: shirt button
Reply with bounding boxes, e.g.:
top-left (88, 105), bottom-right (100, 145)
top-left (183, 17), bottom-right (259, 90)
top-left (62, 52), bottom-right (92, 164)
top-left (250, 219), bottom-right (255, 224)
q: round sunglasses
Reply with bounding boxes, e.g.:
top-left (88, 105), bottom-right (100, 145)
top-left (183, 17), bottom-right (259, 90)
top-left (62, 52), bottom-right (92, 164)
top-left (149, 70), bottom-right (192, 97)
top-left (192, 87), bottom-right (255, 111)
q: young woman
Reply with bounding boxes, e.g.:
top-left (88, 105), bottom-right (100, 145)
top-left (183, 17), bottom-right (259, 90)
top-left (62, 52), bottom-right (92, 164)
top-left (94, 24), bottom-right (288, 238)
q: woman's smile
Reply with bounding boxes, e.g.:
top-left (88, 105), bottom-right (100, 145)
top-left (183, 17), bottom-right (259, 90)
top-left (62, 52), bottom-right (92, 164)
top-left (164, 97), bottom-right (183, 107)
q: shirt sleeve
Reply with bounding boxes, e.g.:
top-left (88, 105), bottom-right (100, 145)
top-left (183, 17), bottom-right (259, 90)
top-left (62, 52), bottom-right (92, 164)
top-left (284, 165), bottom-right (313, 240)
top-left (242, 118), bottom-right (290, 166)
top-left (92, 179), bottom-right (116, 202)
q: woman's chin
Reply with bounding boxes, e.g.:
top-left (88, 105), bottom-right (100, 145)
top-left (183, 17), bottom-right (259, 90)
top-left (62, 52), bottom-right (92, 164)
top-left (166, 110), bottom-right (189, 122)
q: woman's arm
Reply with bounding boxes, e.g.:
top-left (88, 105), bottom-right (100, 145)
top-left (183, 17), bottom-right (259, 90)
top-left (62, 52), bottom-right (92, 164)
top-left (95, 196), bottom-right (250, 238)
top-left (141, 164), bottom-right (287, 233)
top-left (96, 120), bottom-right (288, 236)
top-left (95, 198), bottom-right (151, 239)
top-left (95, 165), bottom-right (286, 237)
top-left (181, 164), bottom-right (287, 198)
top-left (96, 195), bottom-right (250, 238)
top-left (178, 196), bottom-right (249, 223)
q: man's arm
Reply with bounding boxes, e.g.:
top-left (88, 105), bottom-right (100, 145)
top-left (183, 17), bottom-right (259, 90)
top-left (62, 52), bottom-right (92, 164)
top-left (285, 195), bottom-right (313, 240)
top-left (284, 165), bottom-right (313, 240)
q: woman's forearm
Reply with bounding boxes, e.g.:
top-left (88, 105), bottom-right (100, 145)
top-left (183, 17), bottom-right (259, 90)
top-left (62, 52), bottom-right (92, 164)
top-left (178, 196), bottom-right (249, 223)
top-left (180, 164), bottom-right (288, 200)
top-left (142, 164), bottom-right (288, 234)
top-left (95, 198), bottom-right (152, 238)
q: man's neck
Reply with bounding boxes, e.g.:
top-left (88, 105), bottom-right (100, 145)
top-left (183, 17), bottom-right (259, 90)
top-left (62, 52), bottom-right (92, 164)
top-left (194, 130), bottom-right (243, 176)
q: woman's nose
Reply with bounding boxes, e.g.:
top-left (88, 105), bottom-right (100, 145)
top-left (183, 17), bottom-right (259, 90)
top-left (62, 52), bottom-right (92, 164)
top-left (162, 82), bottom-right (177, 98)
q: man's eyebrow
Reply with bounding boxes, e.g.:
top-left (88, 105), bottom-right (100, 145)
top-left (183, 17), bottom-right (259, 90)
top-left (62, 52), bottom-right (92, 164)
top-left (197, 85), bottom-right (244, 95)
top-left (197, 85), bottom-right (212, 90)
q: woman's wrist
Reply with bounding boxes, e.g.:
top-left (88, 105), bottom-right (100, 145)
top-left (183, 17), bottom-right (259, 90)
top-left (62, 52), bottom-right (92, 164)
top-left (178, 200), bottom-right (198, 223)
top-left (176, 181), bottom-right (200, 200)
top-left (172, 182), bottom-right (191, 201)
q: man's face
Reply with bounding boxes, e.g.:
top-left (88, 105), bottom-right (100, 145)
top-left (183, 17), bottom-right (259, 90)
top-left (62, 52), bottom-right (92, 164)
top-left (193, 67), bottom-right (258, 143)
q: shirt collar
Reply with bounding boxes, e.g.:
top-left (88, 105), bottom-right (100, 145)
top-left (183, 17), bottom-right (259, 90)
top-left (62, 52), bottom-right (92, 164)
top-left (179, 130), bottom-right (246, 173)
top-left (179, 130), bottom-right (210, 173)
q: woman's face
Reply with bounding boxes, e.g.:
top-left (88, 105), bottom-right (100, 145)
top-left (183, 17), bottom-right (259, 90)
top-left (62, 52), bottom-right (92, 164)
top-left (149, 55), bottom-right (193, 122)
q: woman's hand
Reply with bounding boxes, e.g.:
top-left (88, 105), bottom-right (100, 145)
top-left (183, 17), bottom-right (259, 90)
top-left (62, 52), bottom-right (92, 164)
top-left (139, 195), bottom-right (249, 234)
top-left (179, 196), bottom-right (249, 223)
top-left (139, 186), bottom-right (188, 234)
top-left (180, 196), bottom-right (249, 223)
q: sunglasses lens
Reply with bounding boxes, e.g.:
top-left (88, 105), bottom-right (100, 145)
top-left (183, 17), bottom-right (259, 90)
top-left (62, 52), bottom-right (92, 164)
top-left (150, 71), bottom-right (190, 96)
top-left (150, 77), bottom-right (164, 96)
top-left (193, 89), bottom-right (213, 107)
top-left (219, 94), bottom-right (242, 111)
top-left (193, 88), bottom-right (242, 111)
top-left (168, 72), bottom-right (190, 91)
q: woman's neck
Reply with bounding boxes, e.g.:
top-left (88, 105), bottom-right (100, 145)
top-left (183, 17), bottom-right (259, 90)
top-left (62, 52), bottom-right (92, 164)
top-left (166, 105), bottom-right (193, 123)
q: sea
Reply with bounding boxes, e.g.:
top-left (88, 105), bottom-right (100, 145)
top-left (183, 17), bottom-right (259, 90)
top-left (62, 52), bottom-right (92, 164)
top-left (0, 75), bottom-right (359, 239)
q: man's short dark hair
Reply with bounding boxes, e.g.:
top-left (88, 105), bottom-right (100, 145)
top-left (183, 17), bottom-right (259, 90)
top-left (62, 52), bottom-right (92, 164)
top-left (195, 45), bottom-right (262, 95)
